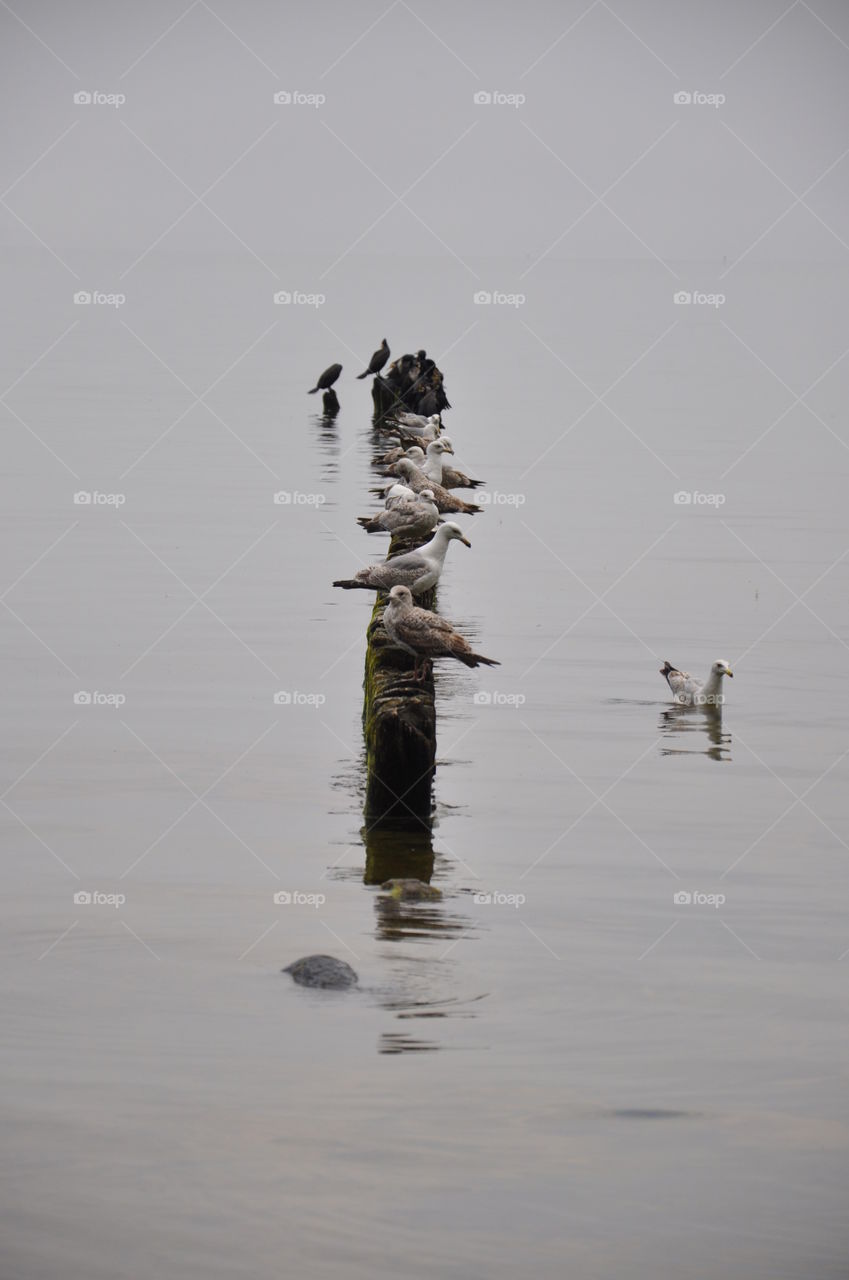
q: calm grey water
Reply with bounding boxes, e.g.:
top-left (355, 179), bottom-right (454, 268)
top-left (2, 248), bottom-right (848, 1278)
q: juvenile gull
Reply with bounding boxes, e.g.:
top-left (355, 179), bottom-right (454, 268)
top-left (385, 445), bottom-right (425, 475)
top-left (383, 585), bottom-right (500, 680)
top-left (356, 339), bottom-right (390, 379)
top-left (660, 659), bottom-right (733, 707)
top-left (308, 363), bottom-right (342, 394)
top-left (333, 522), bottom-right (470, 594)
top-left (393, 458), bottom-right (481, 515)
top-left (357, 490), bottom-right (439, 537)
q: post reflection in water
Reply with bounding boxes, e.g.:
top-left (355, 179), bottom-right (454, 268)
top-left (360, 822), bottom-right (483, 1054)
top-left (659, 705), bottom-right (732, 762)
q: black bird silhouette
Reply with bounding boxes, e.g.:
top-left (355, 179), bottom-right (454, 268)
top-left (308, 363), bottom-right (342, 395)
top-left (356, 339), bottom-right (390, 379)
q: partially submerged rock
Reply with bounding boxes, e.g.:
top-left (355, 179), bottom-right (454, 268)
top-left (380, 878), bottom-right (442, 902)
top-left (283, 955), bottom-right (358, 989)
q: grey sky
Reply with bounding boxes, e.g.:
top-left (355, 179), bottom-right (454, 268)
top-left (2, 0), bottom-right (849, 269)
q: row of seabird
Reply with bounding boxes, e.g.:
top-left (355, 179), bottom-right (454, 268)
top-left (331, 351), bottom-right (497, 679)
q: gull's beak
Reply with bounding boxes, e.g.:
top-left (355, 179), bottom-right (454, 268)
top-left (460, 536), bottom-right (472, 548)
top-left (726, 668), bottom-right (733, 678)
top-left (443, 442), bottom-right (454, 454)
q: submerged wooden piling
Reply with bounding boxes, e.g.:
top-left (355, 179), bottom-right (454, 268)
top-left (362, 535), bottom-right (436, 824)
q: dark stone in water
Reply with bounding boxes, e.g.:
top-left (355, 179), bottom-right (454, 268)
top-left (283, 955), bottom-right (358, 989)
top-left (609, 1109), bottom-right (698, 1120)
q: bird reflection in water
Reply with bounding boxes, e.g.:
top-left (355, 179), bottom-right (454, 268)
top-left (659, 705), bottom-right (732, 762)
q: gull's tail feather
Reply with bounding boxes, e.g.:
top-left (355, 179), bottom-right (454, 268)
top-left (462, 654), bottom-right (500, 669)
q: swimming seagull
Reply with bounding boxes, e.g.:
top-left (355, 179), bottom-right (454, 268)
top-left (356, 339), bottom-right (390, 379)
top-left (308, 363), bottom-right (342, 394)
top-left (660, 659), bottom-right (733, 707)
top-left (383, 585), bottom-right (500, 680)
top-left (356, 490), bottom-right (439, 537)
top-left (393, 458), bottom-right (481, 515)
top-left (333, 522), bottom-right (471, 594)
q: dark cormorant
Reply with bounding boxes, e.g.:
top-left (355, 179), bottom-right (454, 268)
top-left (356, 339), bottom-right (390, 379)
top-left (308, 363), bottom-right (342, 394)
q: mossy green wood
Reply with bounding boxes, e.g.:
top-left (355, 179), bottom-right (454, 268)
top-left (362, 528), bottom-right (437, 824)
